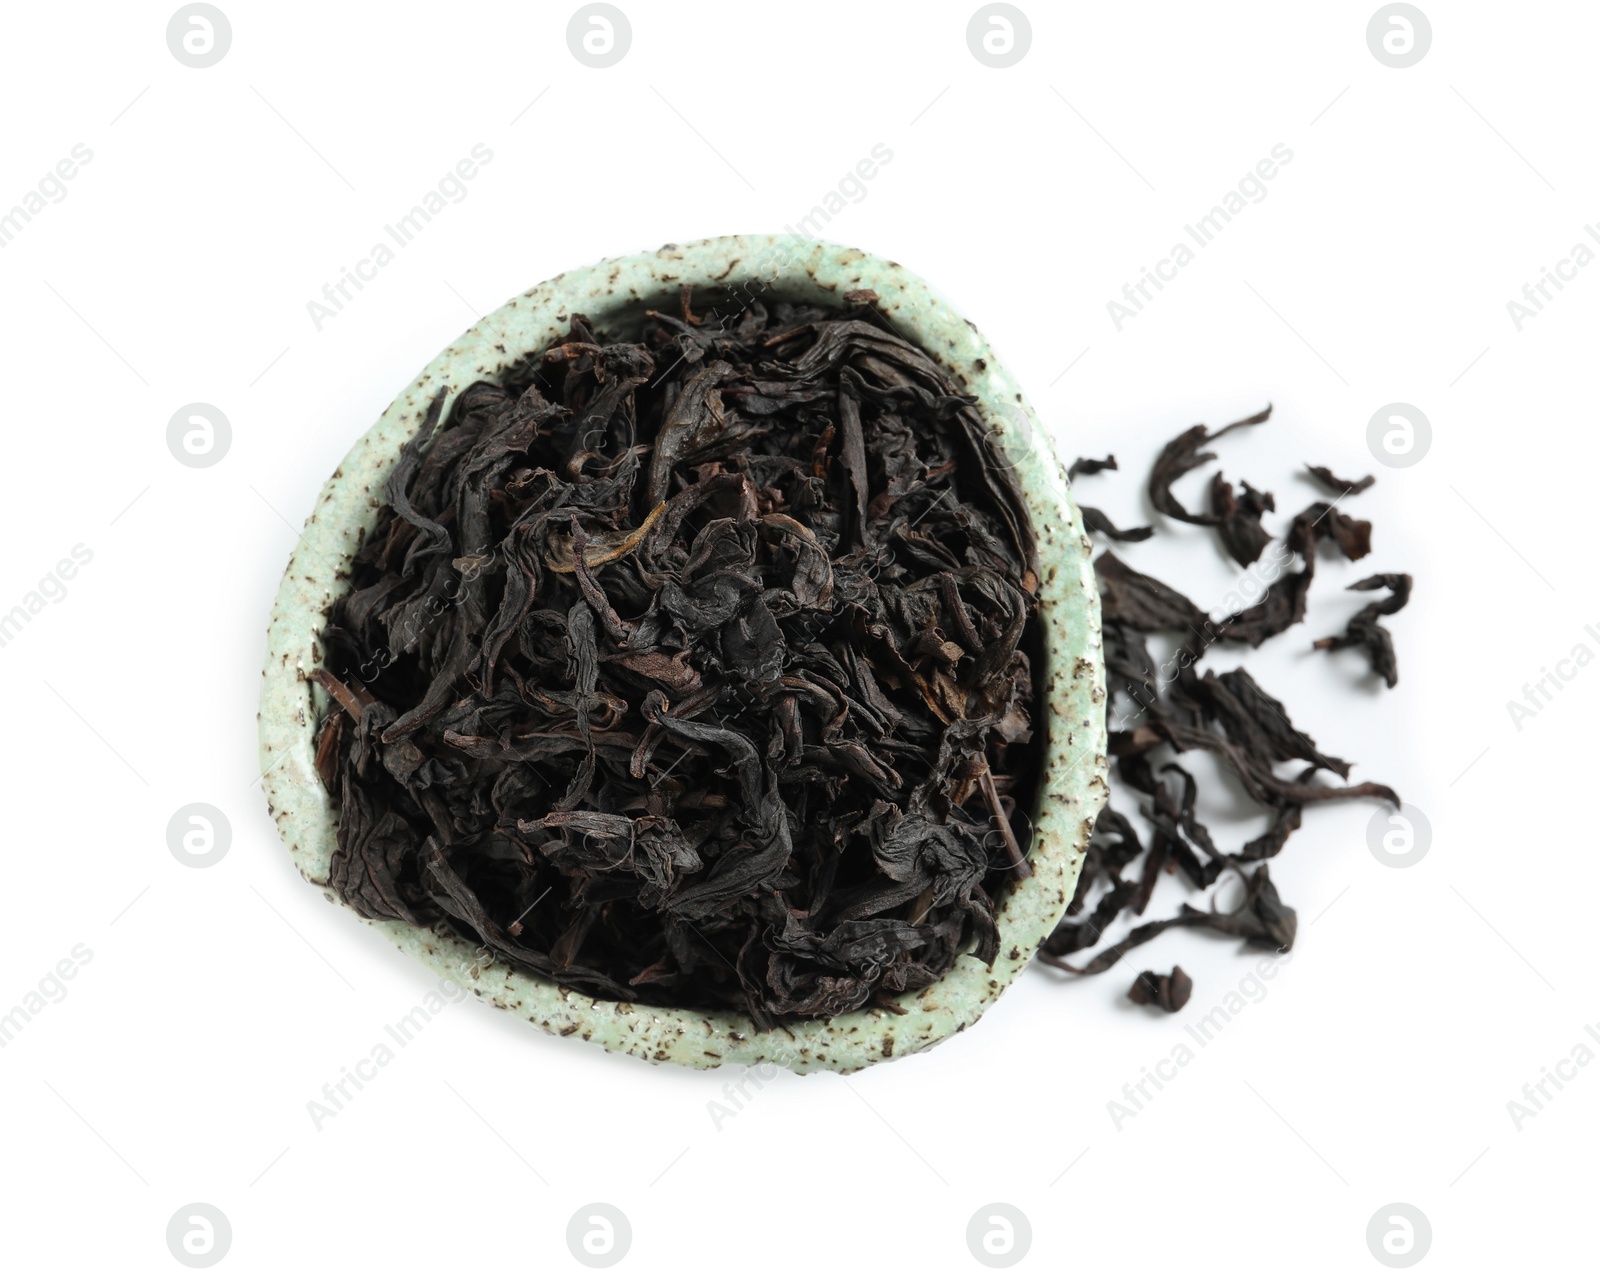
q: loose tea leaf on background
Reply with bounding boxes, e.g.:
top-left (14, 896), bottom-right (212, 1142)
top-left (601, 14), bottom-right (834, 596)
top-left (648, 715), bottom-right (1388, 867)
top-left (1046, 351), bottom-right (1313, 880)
top-left (1147, 405), bottom-right (1273, 524)
top-left (1070, 453), bottom-right (1154, 543)
top-left (1128, 965), bottom-right (1193, 1012)
top-left (1314, 572), bottom-right (1413, 688)
top-left (1306, 464), bottom-right (1376, 496)
top-left (1068, 454), bottom-right (1120, 480)
top-left (1046, 409), bottom-right (1409, 1006)
top-left (1095, 550), bottom-right (1208, 635)
top-left (1080, 506), bottom-right (1155, 542)
top-left (1209, 473), bottom-right (1276, 566)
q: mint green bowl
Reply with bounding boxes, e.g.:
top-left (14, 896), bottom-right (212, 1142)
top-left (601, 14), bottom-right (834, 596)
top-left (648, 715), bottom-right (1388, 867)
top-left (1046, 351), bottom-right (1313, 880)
top-left (258, 235), bottom-right (1106, 1073)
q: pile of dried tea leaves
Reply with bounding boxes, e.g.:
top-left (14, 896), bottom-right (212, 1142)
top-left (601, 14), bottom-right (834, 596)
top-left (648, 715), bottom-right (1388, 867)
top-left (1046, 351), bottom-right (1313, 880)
top-left (314, 290), bottom-right (1042, 1027)
top-left (1041, 409), bottom-right (1412, 1010)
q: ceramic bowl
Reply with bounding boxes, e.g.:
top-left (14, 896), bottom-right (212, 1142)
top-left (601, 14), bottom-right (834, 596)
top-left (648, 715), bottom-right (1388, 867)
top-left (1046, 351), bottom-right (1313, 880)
top-left (258, 234), bottom-right (1106, 1073)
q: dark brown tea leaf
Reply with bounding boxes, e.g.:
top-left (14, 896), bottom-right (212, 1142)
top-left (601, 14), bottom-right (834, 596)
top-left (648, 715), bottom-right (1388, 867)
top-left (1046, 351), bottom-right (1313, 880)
top-left (1209, 473), bottom-right (1276, 566)
top-left (1306, 464), bottom-right (1376, 497)
top-left (1041, 414), bottom-right (1408, 1000)
top-left (1068, 454), bottom-right (1119, 481)
top-left (1147, 405), bottom-right (1272, 524)
top-left (1081, 506), bottom-right (1156, 542)
top-left (1128, 965), bottom-right (1193, 1012)
top-left (1314, 572), bottom-right (1413, 688)
top-left (315, 294), bottom-right (1043, 1026)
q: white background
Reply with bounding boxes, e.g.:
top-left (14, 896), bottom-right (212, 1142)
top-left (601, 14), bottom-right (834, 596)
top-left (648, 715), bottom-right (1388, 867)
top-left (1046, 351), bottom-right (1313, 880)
top-left (1, 1), bottom-right (1593, 1268)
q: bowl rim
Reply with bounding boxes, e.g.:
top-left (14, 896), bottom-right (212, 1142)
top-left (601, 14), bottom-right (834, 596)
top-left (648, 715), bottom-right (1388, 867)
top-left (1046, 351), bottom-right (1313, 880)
top-left (257, 233), bottom-right (1107, 1073)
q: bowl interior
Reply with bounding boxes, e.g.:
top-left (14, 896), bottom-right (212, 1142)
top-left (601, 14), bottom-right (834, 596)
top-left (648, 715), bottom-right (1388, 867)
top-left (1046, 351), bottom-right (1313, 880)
top-left (258, 234), bottom-right (1106, 1073)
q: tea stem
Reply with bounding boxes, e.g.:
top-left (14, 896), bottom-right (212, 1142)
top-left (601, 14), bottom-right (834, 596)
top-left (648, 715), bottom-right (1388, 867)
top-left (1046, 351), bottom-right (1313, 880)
top-left (979, 765), bottom-right (1031, 879)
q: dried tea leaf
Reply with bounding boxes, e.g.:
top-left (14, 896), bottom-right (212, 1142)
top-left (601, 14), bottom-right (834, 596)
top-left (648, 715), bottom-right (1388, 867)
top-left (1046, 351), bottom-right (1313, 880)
top-left (1069, 454), bottom-right (1119, 480)
top-left (1306, 464), bottom-right (1375, 496)
top-left (1209, 473), bottom-right (1275, 566)
top-left (1147, 405), bottom-right (1272, 524)
top-left (1128, 965), bottom-right (1193, 1012)
top-left (1185, 667), bottom-right (1350, 779)
top-left (1036, 411), bottom-right (1408, 1005)
top-left (1289, 500), bottom-right (1371, 562)
top-left (1081, 506), bottom-right (1155, 542)
top-left (1095, 550), bottom-right (1207, 634)
top-left (543, 503), bottom-right (666, 572)
top-left (1042, 865), bottom-right (1295, 975)
top-left (1204, 499), bottom-right (1369, 650)
top-left (1314, 572), bottom-right (1412, 688)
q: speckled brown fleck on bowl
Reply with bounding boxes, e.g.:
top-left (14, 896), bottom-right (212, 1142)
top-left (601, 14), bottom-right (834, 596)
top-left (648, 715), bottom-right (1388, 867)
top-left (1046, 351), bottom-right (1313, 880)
top-left (258, 235), bottom-right (1106, 1073)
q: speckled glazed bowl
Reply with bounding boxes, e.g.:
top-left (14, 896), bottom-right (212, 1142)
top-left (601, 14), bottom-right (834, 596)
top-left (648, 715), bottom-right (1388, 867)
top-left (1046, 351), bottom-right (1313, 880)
top-left (258, 235), bottom-right (1106, 1073)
